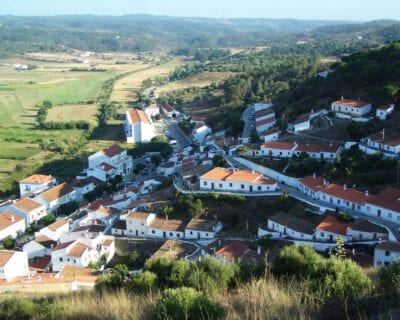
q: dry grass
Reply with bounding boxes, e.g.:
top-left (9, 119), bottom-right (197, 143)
top-left (46, 104), bottom-right (98, 122)
top-left (156, 72), bottom-right (235, 95)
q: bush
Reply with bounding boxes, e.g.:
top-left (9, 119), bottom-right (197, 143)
top-left (41, 214), bottom-right (56, 226)
top-left (145, 257), bottom-right (174, 287)
top-left (2, 238), bottom-right (15, 250)
top-left (379, 262), bottom-right (400, 301)
top-left (154, 287), bottom-right (226, 320)
top-left (130, 271), bottom-right (158, 293)
top-left (212, 154), bottom-right (226, 167)
top-left (0, 298), bottom-right (37, 320)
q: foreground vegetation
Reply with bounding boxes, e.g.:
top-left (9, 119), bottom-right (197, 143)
top-left (3, 246), bottom-right (400, 320)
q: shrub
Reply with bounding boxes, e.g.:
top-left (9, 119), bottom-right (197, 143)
top-left (0, 298), bottom-right (37, 320)
top-left (130, 271), bottom-right (158, 293)
top-left (41, 214), bottom-right (56, 226)
top-left (2, 238), bottom-right (15, 250)
top-left (379, 262), bottom-right (400, 301)
top-left (145, 257), bottom-right (174, 287)
top-left (154, 287), bottom-right (226, 320)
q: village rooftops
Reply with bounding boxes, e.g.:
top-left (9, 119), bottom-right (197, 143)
top-left (98, 162), bottom-right (115, 172)
top-left (316, 215), bottom-right (350, 236)
top-left (102, 239), bottom-right (114, 247)
top-left (269, 212), bottom-right (315, 235)
top-left (102, 144), bottom-right (125, 158)
top-left (13, 197), bottom-right (43, 212)
top-left (149, 217), bottom-right (187, 232)
top-left (34, 235), bottom-right (57, 249)
top-left (127, 211), bottom-right (152, 220)
top-left (375, 241), bottom-right (400, 252)
top-left (367, 187), bottom-right (400, 213)
top-left (321, 183), bottom-right (368, 205)
top-left (256, 117), bottom-right (275, 126)
top-left (67, 242), bottom-right (90, 257)
top-left (292, 113), bottom-right (310, 124)
top-left (332, 99), bottom-right (370, 108)
top-left (262, 141), bottom-right (297, 150)
top-left (215, 241), bottom-right (258, 261)
top-left (39, 183), bottom-right (74, 202)
top-left (349, 219), bottom-right (387, 234)
top-left (0, 211), bottom-right (23, 230)
top-left (201, 167), bottom-right (276, 185)
top-left (296, 143), bottom-right (341, 153)
top-left (160, 161), bottom-right (175, 168)
top-left (20, 174), bottom-right (54, 184)
top-left (0, 251), bottom-right (15, 267)
top-left (185, 219), bottom-right (219, 232)
top-left (366, 130), bottom-right (400, 146)
top-left (298, 175), bottom-right (326, 192)
top-left (47, 219), bottom-right (68, 232)
top-left (53, 241), bottom-right (75, 251)
top-left (127, 109), bottom-right (150, 124)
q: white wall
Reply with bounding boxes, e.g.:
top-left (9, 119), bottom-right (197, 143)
top-left (200, 178), bottom-right (277, 193)
top-left (185, 229), bottom-right (215, 239)
top-left (374, 248), bottom-right (400, 267)
top-left (19, 178), bottom-right (56, 197)
top-left (267, 220), bottom-right (314, 240)
top-left (0, 251), bottom-right (29, 280)
top-left (315, 229), bottom-right (348, 242)
top-left (0, 219), bottom-right (25, 241)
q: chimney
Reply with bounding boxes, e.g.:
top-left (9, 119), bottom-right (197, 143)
top-left (10, 215), bottom-right (14, 223)
top-left (365, 190), bottom-right (369, 197)
top-left (343, 184), bottom-right (347, 190)
top-left (312, 173), bottom-right (316, 179)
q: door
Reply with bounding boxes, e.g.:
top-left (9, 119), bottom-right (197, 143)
top-left (329, 235), bottom-right (333, 242)
top-left (163, 231), bottom-right (166, 238)
top-left (135, 230), bottom-right (138, 237)
top-left (352, 204), bottom-right (355, 210)
top-left (283, 228), bottom-right (287, 235)
top-left (211, 183), bottom-right (215, 190)
top-left (249, 185), bottom-right (253, 192)
top-left (197, 232), bottom-right (201, 240)
top-left (378, 210), bottom-right (381, 218)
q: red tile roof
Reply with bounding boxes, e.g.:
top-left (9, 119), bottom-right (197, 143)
top-left (215, 241), bottom-right (250, 261)
top-left (256, 117), bottom-right (276, 127)
top-left (201, 167), bottom-right (276, 185)
top-left (262, 141), bottom-right (296, 150)
top-left (98, 162), bottom-right (115, 172)
top-left (29, 255), bottom-right (51, 271)
top-left (316, 215), bottom-right (350, 236)
top-left (127, 109), bottom-right (149, 124)
top-left (376, 241), bottom-right (400, 252)
top-left (297, 143), bottom-right (340, 153)
top-left (127, 211), bottom-right (151, 219)
top-left (367, 187), bottom-right (400, 212)
top-left (298, 175), bottom-right (325, 192)
top-left (332, 99), bottom-right (370, 108)
top-left (39, 183), bottom-right (75, 202)
top-left (20, 174), bottom-right (54, 184)
top-left (0, 211), bottom-right (23, 230)
top-left (367, 130), bottom-right (400, 147)
top-left (163, 104), bottom-right (174, 112)
top-left (255, 108), bottom-right (274, 119)
top-left (0, 251), bottom-right (15, 267)
top-left (321, 184), bottom-right (367, 204)
top-left (102, 144), bottom-right (125, 158)
top-left (13, 198), bottom-right (43, 212)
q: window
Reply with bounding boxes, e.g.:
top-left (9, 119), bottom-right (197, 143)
top-left (337, 199), bottom-right (341, 204)
top-left (169, 232), bottom-right (173, 236)
top-left (229, 183), bottom-right (233, 187)
top-left (385, 251), bottom-right (390, 256)
top-left (204, 181), bottom-right (207, 186)
top-left (59, 257), bottom-right (63, 262)
top-left (152, 230), bottom-right (155, 234)
top-left (219, 184), bottom-right (223, 188)
top-left (73, 259), bottom-right (76, 264)
top-left (177, 234), bottom-right (180, 238)
top-left (190, 231), bottom-right (193, 235)
top-left (141, 222), bottom-right (144, 226)
top-left (206, 233), bottom-right (209, 237)
top-left (389, 213), bottom-right (393, 219)
top-left (258, 186), bottom-right (262, 191)
top-left (241, 184), bottom-right (244, 189)
top-left (367, 206), bottom-right (370, 211)
top-left (320, 232), bottom-right (325, 237)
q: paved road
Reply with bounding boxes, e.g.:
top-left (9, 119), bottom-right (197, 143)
top-left (241, 106), bottom-right (253, 140)
top-left (165, 119), bottom-right (192, 151)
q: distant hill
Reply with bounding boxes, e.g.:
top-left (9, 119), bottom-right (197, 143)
top-left (0, 15), bottom-right (398, 56)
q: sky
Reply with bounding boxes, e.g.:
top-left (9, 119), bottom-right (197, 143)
top-left (1, 0), bottom-right (399, 21)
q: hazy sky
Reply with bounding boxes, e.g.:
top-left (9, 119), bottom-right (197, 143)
top-left (1, 0), bottom-right (399, 21)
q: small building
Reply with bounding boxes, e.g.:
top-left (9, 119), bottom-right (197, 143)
top-left (373, 241), bottom-right (400, 267)
top-left (125, 109), bottom-right (154, 143)
top-left (360, 130), bottom-right (400, 158)
top-left (0, 197), bottom-right (46, 225)
top-left (157, 161), bottom-right (176, 177)
top-left (69, 177), bottom-right (101, 201)
top-left (259, 128), bottom-right (280, 143)
top-left (200, 167), bottom-right (278, 194)
top-left (85, 145), bottom-right (133, 182)
top-left (295, 143), bottom-right (341, 161)
top-left (315, 215), bottom-right (350, 243)
top-left (34, 183), bottom-right (76, 213)
top-left (35, 219), bottom-right (69, 241)
top-left (287, 113), bottom-right (311, 132)
top-left (19, 174), bottom-right (56, 197)
top-left (192, 124), bottom-right (212, 144)
top-left (376, 104), bottom-right (394, 120)
top-left (161, 104), bottom-right (180, 118)
top-left (215, 241), bottom-right (259, 263)
top-left (148, 218), bottom-right (186, 239)
top-left (255, 117), bottom-right (276, 133)
top-left (260, 141), bottom-right (297, 158)
top-left (126, 211), bottom-right (156, 237)
top-left (347, 219), bottom-right (388, 241)
top-left (184, 219), bottom-right (222, 239)
top-left (0, 250), bottom-right (29, 280)
top-left (318, 183), bottom-right (368, 212)
top-left (23, 235), bottom-right (57, 259)
top-left (364, 187), bottom-right (400, 223)
top-left (252, 102), bottom-right (273, 112)
top-left (331, 98), bottom-right (371, 117)
top-left (111, 219), bottom-right (127, 236)
top-left (265, 212), bottom-right (315, 240)
top-left (0, 211), bottom-right (25, 241)
top-left (297, 175), bottom-right (326, 199)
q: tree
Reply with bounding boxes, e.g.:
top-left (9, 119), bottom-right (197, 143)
top-left (237, 145), bottom-right (249, 155)
top-left (151, 155), bottom-right (162, 167)
top-left (379, 262), bottom-right (400, 301)
top-left (151, 135), bottom-right (168, 143)
top-left (154, 287), bottom-right (226, 320)
top-left (41, 215), bottom-right (56, 226)
top-left (212, 154), bottom-right (226, 167)
top-left (186, 197), bottom-right (205, 218)
top-left (2, 238), bottom-right (15, 250)
top-left (42, 100), bottom-right (52, 109)
top-left (334, 237), bottom-right (346, 259)
top-left (250, 133), bottom-right (260, 143)
top-left (130, 271), bottom-right (157, 293)
top-left (0, 298), bottom-right (37, 320)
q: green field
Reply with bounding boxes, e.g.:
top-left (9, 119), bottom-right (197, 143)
top-left (0, 142), bottom-right (41, 160)
top-left (46, 104), bottom-right (98, 122)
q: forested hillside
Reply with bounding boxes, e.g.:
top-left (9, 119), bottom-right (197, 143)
top-left (0, 15), bottom-right (399, 56)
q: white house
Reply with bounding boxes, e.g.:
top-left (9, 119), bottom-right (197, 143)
top-left (297, 175), bottom-right (326, 199)
top-left (0, 211), bottom-right (25, 241)
top-left (70, 177), bottom-right (101, 201)
top-left (35, 219), bottom-right (69, 241)
top-left (252, 101), bottom-right (273, 112)
top-left (34, 183), bottom-right (76, 213)
top-left (126, 211), bottom-right (156, 237)
top-left (192, 124), bottom-right (212, 144)
top-left (376, 104), bottom-right (394, 120)
top-left (315, 215), bottom-right (350, 243)
top-left (264, 212), bottom-right (315, 240)
top-left (287, 113), bottom-right (311, 132)
top-left (318, 183), bottom-right (368, 212)
top-left (51, 235), bottom-right (115, 272)
top-left (157, 162), bottom-right (176, 176)
top-left (19, 174), bottom-right (56, 197)
top-left (364, 187), bottom-right (400, 223)
top-left (259, 128), bottom-right (280, 143)
top-left (23, 235), bottom-right (57, 259)
top-left (260, 141), bottom-right (298, 158)
top-left (85, 145), bottom-right (133, 182)
top-left (359, 130), bottom-right (400, 158)
top-left (346, 219), bottom-right (388, 241)
top-left (125, 109), bottom-right (154, 143)
top-left (294, 143), bottom-right (341, 161)
top-left (374, 241), bottom-right (400, 267)
top-left (161, 104), bottom-right (180, 118)
top-left (331, 98), bottom-right (371, 117)
top-left (184, 219), bottom-right (222, 239)
top-left (111, 219), bottom-right (127, 236)
top-left (0, 251), bottom-right (29, 280)
top-left (0, 197), bottom-right (46, 225)
top-left (148, 217), bottom-right (186, 239)
top-left (200, 167), bottom-right (278, 194)
top-left (256, 117), bottom-right (276, 133)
